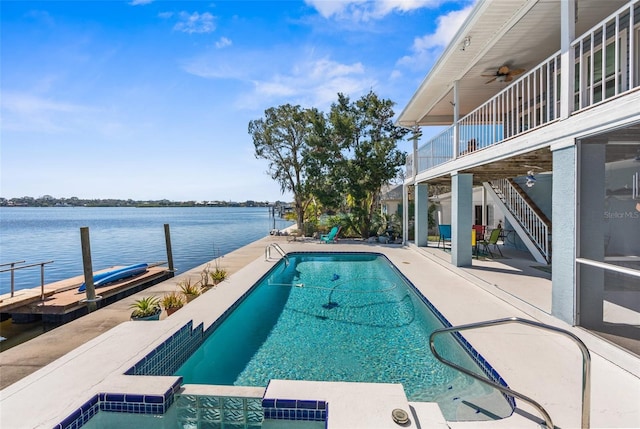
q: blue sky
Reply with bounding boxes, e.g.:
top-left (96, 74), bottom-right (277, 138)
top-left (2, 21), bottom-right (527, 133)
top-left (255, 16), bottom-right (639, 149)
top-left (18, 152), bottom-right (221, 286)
top-left (1, 0), bottom-right (474, 202)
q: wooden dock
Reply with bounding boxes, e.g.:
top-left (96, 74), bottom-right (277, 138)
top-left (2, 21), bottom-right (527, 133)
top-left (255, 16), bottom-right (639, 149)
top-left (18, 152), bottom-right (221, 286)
top-left (0, 266), bottom-right (171, 323)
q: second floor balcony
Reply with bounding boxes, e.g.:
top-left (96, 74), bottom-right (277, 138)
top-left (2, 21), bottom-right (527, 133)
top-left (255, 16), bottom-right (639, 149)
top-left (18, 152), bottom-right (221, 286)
top-left (400, 0), bottom-right (640, 180)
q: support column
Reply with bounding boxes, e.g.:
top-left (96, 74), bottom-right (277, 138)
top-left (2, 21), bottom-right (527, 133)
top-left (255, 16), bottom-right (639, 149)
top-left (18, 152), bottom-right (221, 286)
top-left (402, 183), bottom-right (409, 245)
top-left (452, 173), bottom-right (473, 266)
top-left (414, 183), bottom-right (429, 247)
top-left (453, 80), bottom-right (460, 158)
top-left (560, 0), bottom-right (576, 119)
top-left (552, 144), bottom-right (578, 324)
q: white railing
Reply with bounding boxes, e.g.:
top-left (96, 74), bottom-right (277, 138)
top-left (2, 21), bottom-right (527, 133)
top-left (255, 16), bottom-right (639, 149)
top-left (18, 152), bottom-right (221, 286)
top-left (492, 179), bottom-right (550, 261)
top-left (573, 1), bottom-right (638, 111)
top-left (417, 126), bottom-right (454, 172)
top-left (409, 1), bottom-right (639, 178)
top-left (405, 153), bottom-right (413, 177)
top-left (459, 53), bottom-right (561, 156)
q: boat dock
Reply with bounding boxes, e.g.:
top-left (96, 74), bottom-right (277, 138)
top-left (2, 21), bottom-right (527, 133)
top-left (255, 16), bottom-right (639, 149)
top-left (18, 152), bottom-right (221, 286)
top-left (0, 265), bottom-right (172, 324)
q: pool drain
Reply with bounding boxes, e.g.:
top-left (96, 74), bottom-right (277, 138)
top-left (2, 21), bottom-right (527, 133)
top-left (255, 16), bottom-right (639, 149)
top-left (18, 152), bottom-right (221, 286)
top-left (391, 408), bottom-right (409, 425)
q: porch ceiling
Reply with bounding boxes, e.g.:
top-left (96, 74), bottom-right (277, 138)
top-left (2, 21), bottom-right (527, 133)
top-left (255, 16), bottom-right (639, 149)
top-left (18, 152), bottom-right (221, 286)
top-left (397, 0), bottom-right (630, 127)
top-left (423, 147), bottom-right (553, 187)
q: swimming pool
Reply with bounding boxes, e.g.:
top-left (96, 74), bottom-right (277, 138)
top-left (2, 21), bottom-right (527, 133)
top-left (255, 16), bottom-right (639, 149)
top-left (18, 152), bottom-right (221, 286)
top-left (59, 252), bottom-right (514, 428)
top-left (174, 252), bottom-right (513, 420)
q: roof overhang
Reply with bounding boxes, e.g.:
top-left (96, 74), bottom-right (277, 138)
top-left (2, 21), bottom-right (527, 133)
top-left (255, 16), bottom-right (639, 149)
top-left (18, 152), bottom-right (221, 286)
top-left (397, 0), bottom-right (630, 127)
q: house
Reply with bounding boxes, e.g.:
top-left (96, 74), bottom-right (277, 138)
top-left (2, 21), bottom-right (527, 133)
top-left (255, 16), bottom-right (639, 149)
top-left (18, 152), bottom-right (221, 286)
top-left (379, 184), bottom-right (404, 217)
top-left (397, 0), bottom-right (640, 355)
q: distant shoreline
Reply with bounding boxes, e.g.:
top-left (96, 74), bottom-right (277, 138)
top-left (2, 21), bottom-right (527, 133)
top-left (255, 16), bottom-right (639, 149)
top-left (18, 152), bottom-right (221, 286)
top-left (1, 200), bottom-right (291, 208)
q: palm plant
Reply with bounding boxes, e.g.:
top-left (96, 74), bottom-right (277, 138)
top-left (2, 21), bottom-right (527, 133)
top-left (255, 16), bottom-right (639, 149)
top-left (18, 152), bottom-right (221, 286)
top-left (161, 291), bottom-right (185, 315)
top-left (179, 278), bottom-right (201, 301)
top-left (130, 296), bottom-right (161, 320)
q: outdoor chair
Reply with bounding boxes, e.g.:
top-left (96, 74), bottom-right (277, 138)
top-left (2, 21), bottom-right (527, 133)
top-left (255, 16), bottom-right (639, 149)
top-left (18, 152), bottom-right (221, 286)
top-left (320, 226), bottom-right (340, 243)
top-left (437, 225), bottom-right (451, 249)
top-left (472, 228), bottom-right (478, 258)
top-left (472, 225), bottom-right (485, 242)
top-left (480, 228), bottom-right (503, 257)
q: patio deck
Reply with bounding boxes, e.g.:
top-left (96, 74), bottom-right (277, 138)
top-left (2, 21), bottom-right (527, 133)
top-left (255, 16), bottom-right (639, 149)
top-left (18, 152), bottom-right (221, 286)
top-left (0, 236), bottom-right (638, 429)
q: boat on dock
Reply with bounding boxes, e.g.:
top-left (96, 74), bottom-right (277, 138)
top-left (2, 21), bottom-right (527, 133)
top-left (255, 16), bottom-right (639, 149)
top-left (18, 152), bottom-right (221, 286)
top-left (0, 264), bottom-right (172, 325)
top-left (77, 263), bottom-right (149, 292)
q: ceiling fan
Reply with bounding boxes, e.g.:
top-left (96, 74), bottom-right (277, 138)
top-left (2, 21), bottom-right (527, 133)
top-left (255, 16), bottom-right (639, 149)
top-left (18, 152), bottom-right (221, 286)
top-left (482, 65), bottom-right (525, 84)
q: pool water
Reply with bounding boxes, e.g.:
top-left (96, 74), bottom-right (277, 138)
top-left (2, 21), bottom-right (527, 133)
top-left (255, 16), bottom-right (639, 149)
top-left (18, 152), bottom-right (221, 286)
top-left (176, 253), bottom-right (512, 420)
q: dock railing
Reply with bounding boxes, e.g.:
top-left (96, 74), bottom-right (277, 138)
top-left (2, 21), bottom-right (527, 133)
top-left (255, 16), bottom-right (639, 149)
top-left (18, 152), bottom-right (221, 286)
top-left (0, 260), bottom-right (55, 300)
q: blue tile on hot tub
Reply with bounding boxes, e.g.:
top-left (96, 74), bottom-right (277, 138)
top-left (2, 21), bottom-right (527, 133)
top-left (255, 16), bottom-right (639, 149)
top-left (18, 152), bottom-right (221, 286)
top-left (297, 400), bottom-right (318, 409)
top-left (81, 395), bottom-right (98, 412)
top-left (144, 395), bottom-right (164, 404)
top-left (125, 394), bottom-right (144, 403)
top-left (276, 399), bottom-right (297, 408)
top-left (262, 398), bottom-right (275, 408)
top-left (105, 393), bottom-right (125, 402)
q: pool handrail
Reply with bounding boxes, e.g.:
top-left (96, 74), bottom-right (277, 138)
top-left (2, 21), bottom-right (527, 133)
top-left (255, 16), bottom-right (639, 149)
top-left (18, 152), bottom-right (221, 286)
top-left (265, 243), bottom-right (289, 266)
top-left (429, 316), bottom-right (591, 429)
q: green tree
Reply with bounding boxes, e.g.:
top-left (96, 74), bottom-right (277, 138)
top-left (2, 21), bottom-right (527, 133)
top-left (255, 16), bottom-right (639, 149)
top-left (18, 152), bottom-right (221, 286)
top-left (312, 91), bottom-right (408, 238)
top-left (249, 104), bottom-right (318, 232)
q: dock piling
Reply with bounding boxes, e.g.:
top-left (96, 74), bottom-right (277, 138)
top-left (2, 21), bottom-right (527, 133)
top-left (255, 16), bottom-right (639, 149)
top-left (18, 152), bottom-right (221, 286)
top-left (80, 227), bottom-right (98, 312)
top-left (164, 224), bottom-right (175, 273)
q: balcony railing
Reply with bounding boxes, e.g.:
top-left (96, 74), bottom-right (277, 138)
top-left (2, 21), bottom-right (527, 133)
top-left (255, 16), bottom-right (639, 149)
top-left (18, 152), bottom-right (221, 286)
top-left (407, 0), bottom-right (639, 178)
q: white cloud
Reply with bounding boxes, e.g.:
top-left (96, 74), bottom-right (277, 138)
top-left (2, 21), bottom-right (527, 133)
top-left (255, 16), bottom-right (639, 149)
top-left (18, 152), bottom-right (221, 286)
top-left (174, 12), bottom-right (216, 34)
top-left (130, 0), bottom-right (154, 5)
top-left (305, 0), bottom-right (447, 21)
top-left (304, 0), bottom-right (363, 19)
top-left (1, 91), bottom-right (87, 133)
top-left (396, 4), bottom-right (473, 69)
top-left (242, 57), bottom-right (373, 110)
top-left (375, 0), bottom-right (446, 15)
top-left (181, 42), bottom-right (375, 111)
top-left (215, 37), bottom-right (232, 49)
top-left (414, 6), bottom-right (470, 49)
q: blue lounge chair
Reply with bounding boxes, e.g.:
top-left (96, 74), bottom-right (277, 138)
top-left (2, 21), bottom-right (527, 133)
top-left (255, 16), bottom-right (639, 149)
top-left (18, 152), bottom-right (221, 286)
top-left (438, 225), bottom-right (451, 249)
top-left (321, 226), bottom-right (340, 243)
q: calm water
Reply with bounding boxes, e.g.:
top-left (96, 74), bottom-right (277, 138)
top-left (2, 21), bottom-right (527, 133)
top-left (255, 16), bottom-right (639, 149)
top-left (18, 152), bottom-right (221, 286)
top-left (0, 207), bottom-right (293, 295)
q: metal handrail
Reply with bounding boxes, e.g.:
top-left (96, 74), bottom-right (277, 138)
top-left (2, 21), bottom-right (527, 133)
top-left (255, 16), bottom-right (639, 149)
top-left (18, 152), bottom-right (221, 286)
top-left (0, 260), bottom-right (55, 299)
top-left (429, 317), bottom-right (591, 429)
top-left (0, 261), bottom-right (26, 268)
top-left (265, 243), bottom-right (289, 266)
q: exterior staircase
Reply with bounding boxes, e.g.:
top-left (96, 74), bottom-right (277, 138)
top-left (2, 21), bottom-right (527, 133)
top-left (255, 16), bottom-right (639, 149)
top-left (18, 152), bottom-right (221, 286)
top-left (484, 179), bottom-right (551, 264)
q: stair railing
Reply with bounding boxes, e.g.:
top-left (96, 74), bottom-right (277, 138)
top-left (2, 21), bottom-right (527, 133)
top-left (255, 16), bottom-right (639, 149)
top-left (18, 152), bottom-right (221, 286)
top-left (430, 317), bottom-right (591, 429)
top-left (491, 179), bottom-right (550, 261)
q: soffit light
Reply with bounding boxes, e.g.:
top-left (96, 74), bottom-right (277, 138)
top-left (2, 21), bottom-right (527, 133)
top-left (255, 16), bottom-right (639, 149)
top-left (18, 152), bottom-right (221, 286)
top-left (460, 36), bottom-right (471, 51)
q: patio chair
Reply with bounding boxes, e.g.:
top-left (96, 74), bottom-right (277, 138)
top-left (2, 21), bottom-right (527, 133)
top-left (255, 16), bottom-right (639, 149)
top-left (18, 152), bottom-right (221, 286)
top-left (472, 228), bottom-right (478, 258)
top-left (472, 225), bottom-right (485, 242)
top-left (437, 225), bottom-right (451, 249)
top-left (480, 228), bottom-right (503, 257)
top-left (320, 226), bottom-right (340, 243)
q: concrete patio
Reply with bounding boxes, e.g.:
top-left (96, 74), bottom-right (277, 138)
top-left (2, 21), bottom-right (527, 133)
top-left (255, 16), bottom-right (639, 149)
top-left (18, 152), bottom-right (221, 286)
top-left (1, 236), bottom-right (638, 428)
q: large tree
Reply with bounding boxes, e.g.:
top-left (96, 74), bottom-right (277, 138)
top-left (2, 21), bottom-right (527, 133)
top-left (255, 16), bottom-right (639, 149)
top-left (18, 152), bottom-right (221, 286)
top-left (249, 104), bottom-right (318, 232)
top-left (314, 91), bottom-right (408, 238)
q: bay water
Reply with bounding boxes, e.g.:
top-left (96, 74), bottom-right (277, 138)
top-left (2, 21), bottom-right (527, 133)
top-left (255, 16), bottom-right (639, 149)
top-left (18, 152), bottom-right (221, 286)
top-left (0, 206), bottom-right (294, 295)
